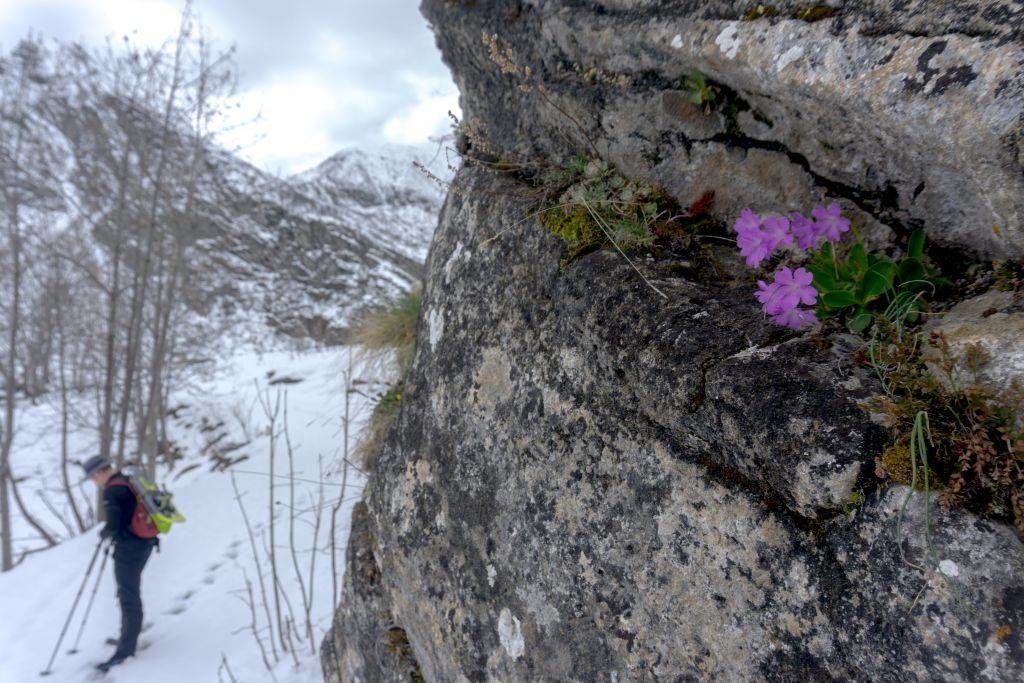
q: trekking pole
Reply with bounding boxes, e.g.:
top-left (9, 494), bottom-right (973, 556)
top-left (40, 538), bottom-right (106, 677)
top-left (68, 541), bottom-right (112, 654)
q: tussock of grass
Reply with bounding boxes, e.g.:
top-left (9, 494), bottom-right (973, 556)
top-left (352, 291), bottom-right (421, 469)
top-left (353, 291), bottom-right (421, 376)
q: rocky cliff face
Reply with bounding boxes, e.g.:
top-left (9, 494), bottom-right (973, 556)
top-left (323, 2), bottom-right (1024, 680)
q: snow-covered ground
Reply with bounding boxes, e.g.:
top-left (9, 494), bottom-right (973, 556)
top-left (0, 348), bottom-right (375, 682)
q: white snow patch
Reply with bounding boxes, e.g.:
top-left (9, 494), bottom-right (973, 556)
top-left (715, 22), bottom-right (741, 59)
top-left (428, 307), bottom-right (445, 349)
top-left (497, 608), bottom-right (525, 660)
top-left (670, 34), bottom-right (683, 49)
top-left (691, 310), bottom-right (709, 319)
top-left (939, 559), bottom-right (960, 578)
top-left (776, 45), bottom-right (804, 71)
top-left (487, 564), bottom-right (497, 587)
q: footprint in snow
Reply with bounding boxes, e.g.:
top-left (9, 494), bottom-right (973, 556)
top-left (165, 589), bottom-right (194, 614)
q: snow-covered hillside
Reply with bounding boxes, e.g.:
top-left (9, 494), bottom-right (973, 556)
top-left (0, 38), bottom-right (439, 682)
top-left (207, 142), bottom-right (451, 344)
top-left (0, 348), bottom-right (375, 682)
top-left (0, 40), bottom-right (449, 347)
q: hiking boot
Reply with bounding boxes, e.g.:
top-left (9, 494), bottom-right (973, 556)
top-left (95, 653), bottom-right (129, 673)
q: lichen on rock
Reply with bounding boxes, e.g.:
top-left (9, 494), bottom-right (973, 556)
top-left (322, 1), bottom-right (1024, 680)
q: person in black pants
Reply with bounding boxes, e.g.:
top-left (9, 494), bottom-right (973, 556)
top-left (82, 456), bottom-right (157, 673)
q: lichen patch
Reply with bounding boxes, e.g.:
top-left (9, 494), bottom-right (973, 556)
top-left (716, 22), bottom-right (741, 59)
top-left (497, 608), bottom-right (525, 660)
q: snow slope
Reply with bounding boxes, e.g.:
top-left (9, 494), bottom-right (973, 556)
top-left (206, 142), bottom-right (450, 343)
top-left (0, 348), bottom-right (373, 682)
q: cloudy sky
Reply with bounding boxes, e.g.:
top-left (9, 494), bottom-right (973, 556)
top-left (0, 0), bottom-right (460, 174)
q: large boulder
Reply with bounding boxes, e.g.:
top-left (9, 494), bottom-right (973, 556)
top-left (322, 169), bottom-right (1024, 681)
top-left (424, 0), bottom-right (1024, 257)
top-left (323, 2), bottom-right (1024, 680)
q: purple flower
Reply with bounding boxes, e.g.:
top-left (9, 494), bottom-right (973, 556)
top-left (789, 211), bottom-right (820, 250)
top-left (811, 203), bottom-right (850, 243)
top-left (734, 209), bottom-right (771, 267)
top-left (762, 215), bottom-right (793, 251)
top-left (770, 306), bottom-right (817, 329)
top-left (734, 209), bottom-right (792, 268)
top-left (734, 207), bottom-right (761, 234)
top-left (737, 230), bottom-right (771, 267)
top-left (755, 267), bottom-right (817, 315)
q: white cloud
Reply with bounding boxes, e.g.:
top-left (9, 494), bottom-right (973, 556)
top-left (382, 92), bottom-right (459, 145)
top-left (0, 0), bottom-right (182, 49)
top-left (93, 0), bottom-right (183, 47)
top-left (0, 0), bottom-right (459, 175)
top-left (217, 76), bottom-right (344, 174)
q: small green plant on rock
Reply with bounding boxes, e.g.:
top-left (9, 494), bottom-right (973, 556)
top-left (357, 382), bottom-right (404, 470)
top-left (541, 157), bottom-right (663, 258)
top-left (841, 489), bottom-right (864, 516)
top-left (538, 156), bottom-right (722, 297)
top-left (807, 228), bottom-right (945, 333)
top-left (993, 259), bottom-right (1024, 292)
top-left (743, 4), bottom-right (777, 21)
top-left (869, 321), bottom-right (1024, 540)
top-left (684, 69), bottom-right (718, 113)
top-left (794, 5), bottom-right (837, 22)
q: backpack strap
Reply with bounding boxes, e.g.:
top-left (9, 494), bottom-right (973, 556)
top-left (104, 475), bottom-right (128, 490)
top-left (104, 476), bottom-right (159, 539)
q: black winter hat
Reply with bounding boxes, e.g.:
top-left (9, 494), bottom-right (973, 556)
top-left (81, 455), bottom-right (112, 478)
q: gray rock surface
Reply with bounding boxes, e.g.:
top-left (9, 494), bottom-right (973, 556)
top-left (426, 0), bottom-right (1024, 257)
top-left (323, 169), bottom-right (1024, 681)
top-left (831, 486), bottom-right (1024, 681)
top-left (322, 503), bottom-right (410, 682)
top-left (924, 289), bottom-right (1024, 395)
top-left (323, 2), bottom-right (1024, 680)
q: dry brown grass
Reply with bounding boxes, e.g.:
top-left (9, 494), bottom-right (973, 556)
top-left (351, 291), bottom-right (421, 469)
top-left (352, 291), bottom-right (421, 377)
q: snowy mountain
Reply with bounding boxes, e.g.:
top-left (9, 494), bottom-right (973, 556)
top-left (0, 39), bottom-right (449, 348)
top-left (294, 144), bottom-right (447, 214)
top-left (202, 143), bottom-right (450, 344)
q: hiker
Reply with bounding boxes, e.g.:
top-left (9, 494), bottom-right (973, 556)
top-left (82, 456), bottom-right (157, 673)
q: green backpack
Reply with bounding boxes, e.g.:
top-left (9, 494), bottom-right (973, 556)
top-left (121, 467), bottom-right (186, 534)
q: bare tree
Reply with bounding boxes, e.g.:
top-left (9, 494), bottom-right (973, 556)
top-left (230, 471), bottom-right (279, 663)
top-left (255, 385), bottom-right (288, 652)
top-left (114, 5), bottom-right (194, 467)
top-left (1, 38), bottom-right (62, 568)
top-left (282, 394), bottom-right (314, 647)
top-left (55, 251), bottom-right (86, 533)
top-left (331, 348), bottom-right (356, 607)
